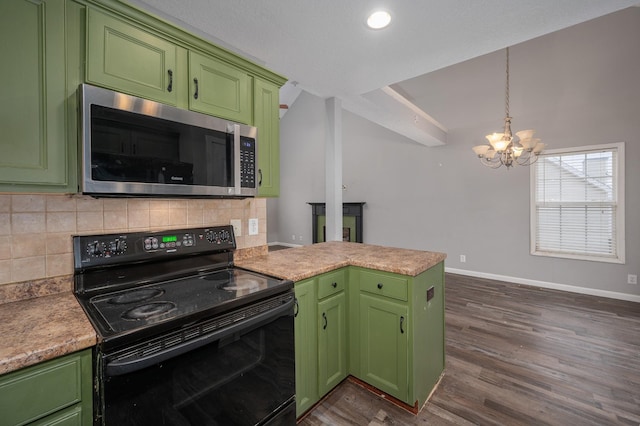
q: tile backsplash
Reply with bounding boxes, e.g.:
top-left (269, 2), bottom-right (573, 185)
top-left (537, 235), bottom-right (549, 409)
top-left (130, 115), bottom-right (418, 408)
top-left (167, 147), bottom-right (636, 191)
top-left (0, 194), bottom-right (267, 286)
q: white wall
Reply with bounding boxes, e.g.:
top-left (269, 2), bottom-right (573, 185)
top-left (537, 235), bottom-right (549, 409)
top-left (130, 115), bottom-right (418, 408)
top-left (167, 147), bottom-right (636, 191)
top-left (269, 8), bottom-right (640, 299)
top-left (267, 91), bottom-right (326, 245)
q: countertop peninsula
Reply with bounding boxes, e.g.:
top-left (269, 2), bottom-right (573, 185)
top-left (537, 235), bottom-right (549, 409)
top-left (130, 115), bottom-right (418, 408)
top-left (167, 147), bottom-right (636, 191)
top-left (235, 241), bottom-right (447, 282)
top-left (0, 241), bottom-right (445, 375)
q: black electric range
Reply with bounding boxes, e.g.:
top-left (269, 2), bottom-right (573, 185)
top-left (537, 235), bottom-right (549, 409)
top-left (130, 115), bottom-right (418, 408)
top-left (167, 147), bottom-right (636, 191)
top-left (73, 225), bottom-right (292, 351)
top-left (73, 225), bottom-right (296, 426)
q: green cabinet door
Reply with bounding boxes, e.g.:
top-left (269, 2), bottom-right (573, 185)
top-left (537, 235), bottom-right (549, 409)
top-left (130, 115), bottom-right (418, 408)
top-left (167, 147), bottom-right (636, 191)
top-left (189, 51), bottom-right (251, 124)
top-left (0, 0), bottom-right (69, 190)
top-left (0, 349), bottom-right (92, 426)
top-left (317, 291), bottom-right (347, 396)
top-left (359, 293), bottom-right (409, 402)
top-left (86, 7), bottom-right (185, 106)
top-left (253, 79), bottom-right (280, 197)
top-left (294, 278), bottom-right (318, 417)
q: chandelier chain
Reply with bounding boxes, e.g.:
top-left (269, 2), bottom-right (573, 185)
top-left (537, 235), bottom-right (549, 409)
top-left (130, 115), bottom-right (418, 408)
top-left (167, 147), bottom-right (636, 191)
top-left (505, 47), bottom-right (510, 118)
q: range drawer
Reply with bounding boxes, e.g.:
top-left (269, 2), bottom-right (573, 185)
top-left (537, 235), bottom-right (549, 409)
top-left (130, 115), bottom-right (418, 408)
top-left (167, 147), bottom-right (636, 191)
top-left (317, 269), bottom-right (346, 299)
top-left (359, 270), bottom-right (408, 301)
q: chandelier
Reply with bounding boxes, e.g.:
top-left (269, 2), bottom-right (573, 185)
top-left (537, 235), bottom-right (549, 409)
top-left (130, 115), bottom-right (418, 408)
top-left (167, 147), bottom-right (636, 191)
top-left (472, 47), bottom-right (545, 168)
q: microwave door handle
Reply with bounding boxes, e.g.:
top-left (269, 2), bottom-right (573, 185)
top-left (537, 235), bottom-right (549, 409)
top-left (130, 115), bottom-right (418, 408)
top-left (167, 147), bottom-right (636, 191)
top-left (233, 124), bottom-right (241, 195)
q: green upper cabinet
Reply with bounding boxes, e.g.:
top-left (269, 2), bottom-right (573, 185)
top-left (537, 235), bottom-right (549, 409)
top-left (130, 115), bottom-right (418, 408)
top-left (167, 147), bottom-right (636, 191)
top-left (0, 0), bottom-right (69, 190)
top-left (254, 79), bottom-right (280, 197)
top-left (189, 51), bottom-right (251, 124)
top-left (86, 8), bottom-right (185, 106)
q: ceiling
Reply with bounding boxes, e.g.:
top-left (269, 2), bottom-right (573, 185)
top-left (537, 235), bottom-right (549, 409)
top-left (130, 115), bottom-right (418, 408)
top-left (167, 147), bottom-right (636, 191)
top-left (128, 0), bottom-right (639, 146)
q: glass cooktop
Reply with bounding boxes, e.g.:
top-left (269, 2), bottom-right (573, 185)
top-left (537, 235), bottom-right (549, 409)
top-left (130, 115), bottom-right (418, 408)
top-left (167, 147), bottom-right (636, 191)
top-left (87, 268), bottom-right (287, 334)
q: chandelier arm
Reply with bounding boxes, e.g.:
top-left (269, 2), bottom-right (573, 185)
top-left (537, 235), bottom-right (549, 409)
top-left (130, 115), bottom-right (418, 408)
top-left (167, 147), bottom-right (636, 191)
top-left (518, 153), bottom-right (538, 166)
top-left (480, 157), bottom-right (503, 168)
top-left (516, 152), bottom-right (541, 166)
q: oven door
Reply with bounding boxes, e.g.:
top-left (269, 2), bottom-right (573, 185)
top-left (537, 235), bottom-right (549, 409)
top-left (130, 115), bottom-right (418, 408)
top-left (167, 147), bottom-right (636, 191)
top-left (96, 294), bottom-right (295, 425)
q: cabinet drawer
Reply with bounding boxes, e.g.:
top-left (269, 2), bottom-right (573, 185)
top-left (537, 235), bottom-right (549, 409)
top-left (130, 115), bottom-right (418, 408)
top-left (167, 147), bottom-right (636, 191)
top-left (31, 405), bottom-right (82, 426)
top-left (0, 351), bottom-right (87, 426)
top-left (359, 270), bottom-right (408, 301)
top-left (317, 269), bottom-right (346, 299)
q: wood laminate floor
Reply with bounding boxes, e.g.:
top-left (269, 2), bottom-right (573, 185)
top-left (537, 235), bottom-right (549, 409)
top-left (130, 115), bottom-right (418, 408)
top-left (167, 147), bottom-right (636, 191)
top-left (299, 273), bottom-right (640, 425)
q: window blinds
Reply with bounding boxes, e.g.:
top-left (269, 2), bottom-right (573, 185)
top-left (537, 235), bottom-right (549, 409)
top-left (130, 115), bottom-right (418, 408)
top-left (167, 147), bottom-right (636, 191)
top-left (533, 147), bottom-right (618, 258)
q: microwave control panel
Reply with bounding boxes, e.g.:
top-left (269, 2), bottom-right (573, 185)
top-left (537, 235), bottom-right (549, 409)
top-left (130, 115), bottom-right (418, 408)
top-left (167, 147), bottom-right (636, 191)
top-left (240, 137), bottom-right (256, 188)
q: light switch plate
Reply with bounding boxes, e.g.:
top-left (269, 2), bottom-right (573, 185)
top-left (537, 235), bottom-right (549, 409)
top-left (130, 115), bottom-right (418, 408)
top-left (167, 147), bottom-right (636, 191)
top-left (248, 218), bottom-right (259, 235)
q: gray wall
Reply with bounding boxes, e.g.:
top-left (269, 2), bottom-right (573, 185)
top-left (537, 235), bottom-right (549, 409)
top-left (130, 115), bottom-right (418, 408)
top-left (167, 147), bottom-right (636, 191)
top-left (268, 8), bottom-right (639, 299)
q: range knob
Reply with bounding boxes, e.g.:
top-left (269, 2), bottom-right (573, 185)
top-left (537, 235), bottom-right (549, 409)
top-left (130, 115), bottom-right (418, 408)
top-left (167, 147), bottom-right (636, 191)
top-left (205, 230), bottom-right (217, 243)
top-left (109, 239), bottom-right (127, 255)
top-left (87, 241), bottom-right (105, 257)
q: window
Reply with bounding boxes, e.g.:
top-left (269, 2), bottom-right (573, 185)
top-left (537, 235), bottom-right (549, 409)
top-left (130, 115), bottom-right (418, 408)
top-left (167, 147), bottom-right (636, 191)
top-left (530, 142), bottom-right (625, 263)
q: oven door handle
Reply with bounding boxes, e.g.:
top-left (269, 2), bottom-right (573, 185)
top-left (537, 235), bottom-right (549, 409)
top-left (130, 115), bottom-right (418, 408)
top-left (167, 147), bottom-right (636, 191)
top-left (105, 296), bottom-right (294, 376)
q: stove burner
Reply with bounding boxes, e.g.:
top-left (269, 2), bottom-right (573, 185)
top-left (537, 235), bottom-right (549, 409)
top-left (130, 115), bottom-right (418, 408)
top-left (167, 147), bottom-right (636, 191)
top-left (109, 288), bottom-right (164, 305)
top-left (201, 271), bottom-right (232, 283)
top-left (222, 278), bottom-right (261, 292)
top-left (122, 302), bottom-right (176, 320)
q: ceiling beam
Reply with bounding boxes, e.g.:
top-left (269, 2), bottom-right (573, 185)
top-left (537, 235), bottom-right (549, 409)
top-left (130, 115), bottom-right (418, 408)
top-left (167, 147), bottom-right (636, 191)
top-left (341, 86), bottom-right (447, 147)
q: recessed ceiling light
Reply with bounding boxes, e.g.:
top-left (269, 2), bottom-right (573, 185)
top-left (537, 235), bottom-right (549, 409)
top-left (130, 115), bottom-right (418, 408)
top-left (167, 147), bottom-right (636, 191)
top-left (367, 10), bottom-right (391, 29)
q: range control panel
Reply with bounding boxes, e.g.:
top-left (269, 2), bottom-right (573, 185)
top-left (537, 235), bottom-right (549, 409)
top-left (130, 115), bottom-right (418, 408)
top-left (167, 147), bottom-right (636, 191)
top-left (73, 225), bottom-right (235, 270)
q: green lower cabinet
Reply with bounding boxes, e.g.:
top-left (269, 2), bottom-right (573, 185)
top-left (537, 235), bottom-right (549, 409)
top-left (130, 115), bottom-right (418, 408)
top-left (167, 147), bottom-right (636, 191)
top-left (411, 262), bottom-right (446, 404)
top-left (294, 278), bottom-right (318, 417)
top-left (359, 293), bottom-right (409, 402)
top-left (352, 264), bottom-right (445, 410)
top-left (0, 349), bottom-right (93, 426)
top-left (295, 263), bottom-right (445, 417)
top-left (317, 291), bottom-right (347, 396)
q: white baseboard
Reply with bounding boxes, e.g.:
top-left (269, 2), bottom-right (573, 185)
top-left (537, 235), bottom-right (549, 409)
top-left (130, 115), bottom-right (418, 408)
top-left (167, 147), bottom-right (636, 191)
top-left (445, 267), bottom-right (640, 303)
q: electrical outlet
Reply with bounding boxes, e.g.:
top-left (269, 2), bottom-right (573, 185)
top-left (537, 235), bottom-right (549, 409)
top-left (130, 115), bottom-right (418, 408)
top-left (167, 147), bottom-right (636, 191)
top-left (292, 234), bottom-right (296, 241)
top-left (248, 218), bottom-right (259, 235)
top-left (629, 274), bottom-right (638, 285)
top-left (460, 254), bottom-right (466, 263)
top-left (230, 219), bottom-right (242, 237)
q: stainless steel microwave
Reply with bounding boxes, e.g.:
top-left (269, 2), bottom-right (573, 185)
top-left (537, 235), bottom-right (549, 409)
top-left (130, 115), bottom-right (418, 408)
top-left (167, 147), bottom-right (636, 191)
top-left (79, 84), bottom-right (257, 198)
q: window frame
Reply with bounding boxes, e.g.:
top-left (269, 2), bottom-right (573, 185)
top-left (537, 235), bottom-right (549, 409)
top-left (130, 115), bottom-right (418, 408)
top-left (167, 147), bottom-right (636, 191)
top-left (530, 142), bottom-right (625, 264)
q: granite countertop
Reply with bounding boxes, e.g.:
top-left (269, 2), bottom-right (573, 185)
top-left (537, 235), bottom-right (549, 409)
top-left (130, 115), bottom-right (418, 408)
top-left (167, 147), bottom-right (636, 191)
top-left (236, 241), bottom-right (446, 281)
top-left (0, 241), bottom-right (444, 376)
top-left (0, 291), bottom-right (97, 376)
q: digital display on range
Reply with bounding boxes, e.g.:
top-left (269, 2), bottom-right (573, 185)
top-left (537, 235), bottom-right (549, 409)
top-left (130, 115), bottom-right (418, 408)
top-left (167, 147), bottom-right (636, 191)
top-left (162, 235), bottom-right (178, 243)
